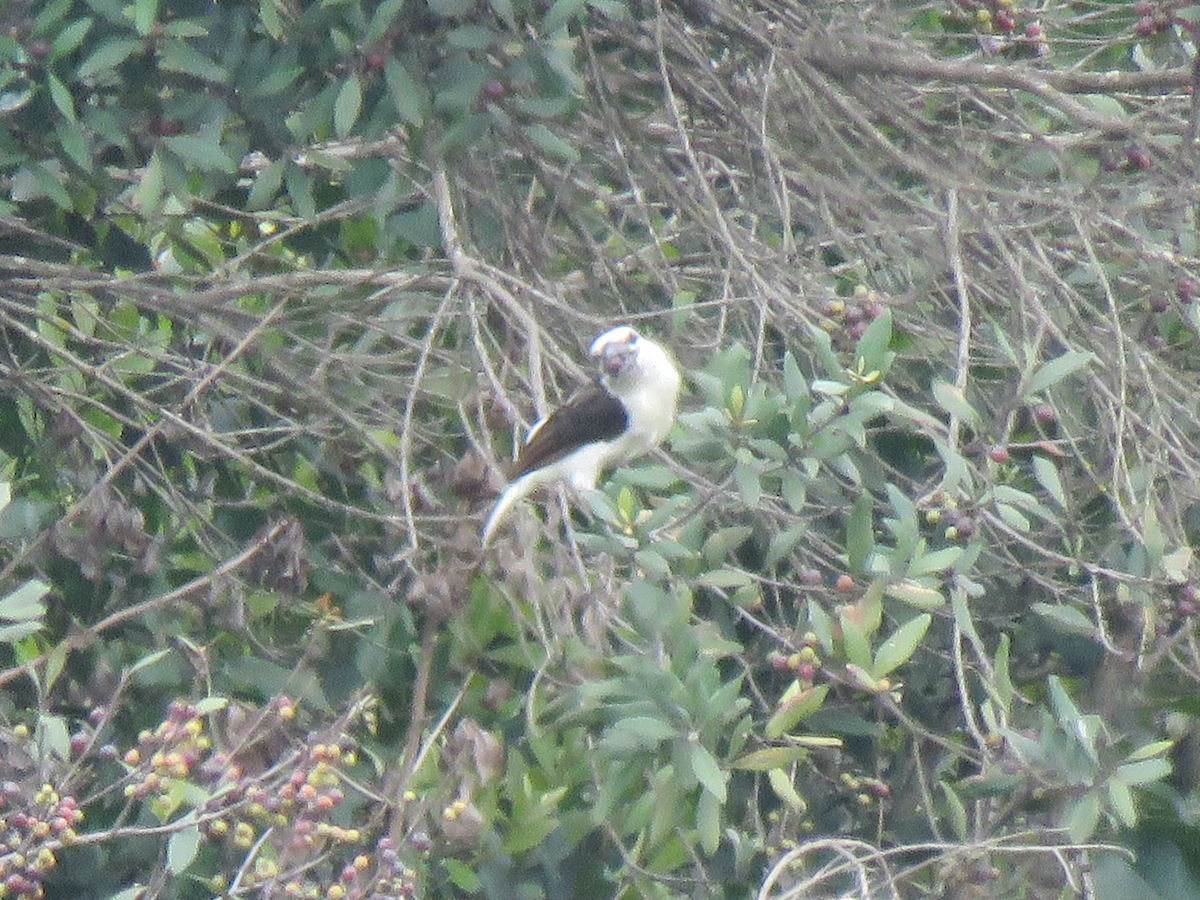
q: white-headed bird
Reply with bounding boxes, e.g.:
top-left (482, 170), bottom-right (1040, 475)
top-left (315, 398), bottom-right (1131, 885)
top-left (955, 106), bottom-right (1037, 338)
top-left (481, 325), bottom-right (681, 546)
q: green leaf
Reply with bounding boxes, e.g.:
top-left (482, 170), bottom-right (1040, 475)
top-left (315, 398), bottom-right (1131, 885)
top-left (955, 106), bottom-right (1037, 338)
top-left (994, 633), bottom-right (1015, 712)
top-left (167, 822), bottom-right (200, 874)
top-left (872, 614), bottom-right (931, 678)
top-left (1106, 777), bottom-right (1137, 828)
top-left (839, 613), bottom-right (872, 673)
top-left (1032, 602), bottom-right (1093, 635)
top-left (1032, 455), bottom-right (1066, 508)
top-left (1047, 675), bottom-right (1086, 739)
top-left (448, 24), bottom-right (494, 49)
top-left (697, 790), bottom-right (720, 856)
top-left (161, 19), bottom-right (209, 37)
top-left (766, 522), bottom-right (807, 567)
top-left (853, 307), bottom-right (892, 376)
top-left (194, 696), bottom-right (230, 715)
top-left (504, 811), bottom-right (559, 855)
top-left (0, 621), bottom-right (44, 643)
top-left (932, 380), bottom-right (981, 429)
top-left (286, 165), bottom-right (316, 219)
top-left (782, 351), bottom-right (808, 404)
top-left (132, 149), bottom-right (165, 212)
top-left (127, 648), bottom-right (172, 675)
top-left (158, 39), bottom-right (227, 83)
top-left (0, 579), bottom-right (49, 621)
top-left (543, 0), bottom-right (587, 33)
top-left (601, 716), bottom-right (676, 754)
top-left (163, 134), bottom-right (236, 173)
top-left (1025, 350), bottom-right (1097, 398)
top-left (78, 38), bottom-right (144, 78)
top-left (689, 743), bottom-right (727, 801)
top-left (908, 546), bottom-right (962, 576)
top-left (367, 0), bottom-right (407, 43)
top-left (247, 159), bottom-right (286, 210)
top-left (33, 0), bottom-right (71, 33)
top-left (385, 58), bottom-right (426, 125)
top-left (442, 859), bottom-right (481, 893)
top-left (940, 781), bottom-right (968, 840)
top-left (134, 0), bottom-right (159, 36)
top-left (765, 684), bottom-right (829, 738)
top-left (1064, 791), bottom-right (1100, 842)
top-left (334, 76), bottom-right (362, 138)
top-left (885, 580), bottom-right (945, 610)
top-left (732, 746), bottom-right (809, 771)
top-left (1117, 757), bottom-right (1171, 786)
top-left (846, 493), bottom-right (874, 574)
top-left (733, 461), bottom-right (761, 508)
top-left (258, 0), bottom-right (283, 38)
top-left (1126, 739), bottom-right (1174, 762)
top-left (38, 714), bottom-right (69, 761)
top-left (696, 569), bottom-right (753, 591)
top-left (56, 120), bottom-right (91, 172)
top-left (767, 768), bottom-right (807, 814)
top-left (995, 502), bottom-right (1029, 532)
top-left (489, 0), bottom-right (516, 28)
top-left (53, 17), bottom-right (93, 56)
top-left (26, 163), bottom-right (73, 209)
top-left (524, 123), bottom-right (581, 163)
top-left (245, 64), bottom-right (303, 98)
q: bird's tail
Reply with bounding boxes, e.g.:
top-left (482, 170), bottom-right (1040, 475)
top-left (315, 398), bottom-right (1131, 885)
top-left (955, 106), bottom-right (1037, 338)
top-left (480, 473), bottom-right (536, 547)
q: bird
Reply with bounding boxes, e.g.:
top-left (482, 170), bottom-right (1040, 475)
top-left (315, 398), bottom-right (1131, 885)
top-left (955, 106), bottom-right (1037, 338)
top-left (481, 325), bottom-right (681, 547)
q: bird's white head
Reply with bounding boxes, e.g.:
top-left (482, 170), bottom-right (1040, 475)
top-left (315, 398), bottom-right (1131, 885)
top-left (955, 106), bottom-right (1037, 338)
top-left (590, 325), bottom-right (640, 379)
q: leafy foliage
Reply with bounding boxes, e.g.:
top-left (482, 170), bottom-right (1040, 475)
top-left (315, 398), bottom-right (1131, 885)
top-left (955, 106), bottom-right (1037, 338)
top-left (2, 0), bottom-right (1200, 898)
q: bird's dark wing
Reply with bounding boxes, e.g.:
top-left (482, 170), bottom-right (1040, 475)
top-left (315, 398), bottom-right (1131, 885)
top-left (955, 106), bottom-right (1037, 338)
top-left (511, 385), bottom-right (629, 478)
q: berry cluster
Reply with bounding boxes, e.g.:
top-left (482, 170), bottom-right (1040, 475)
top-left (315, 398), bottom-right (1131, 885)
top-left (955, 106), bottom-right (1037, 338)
top-left (840, 772), bottom-right (891, 806)
top-left (922, 491), bottom-right (977, 542)
top-left (107, 693), bottom-right (435, 898)
top-left (819, 287), bottom-right (888, 350)
top-left (1133, 0), bottom-right (1195, 36)
top-left (122, 700), bottom-right (212, 813)
top-left (0, 783), bottom-right (83, 900)
top-left (1160, 583), bottom-right (1200, 637)
top-left (769, 635), bottom-right (823, 684)
top-left (956, 0), bottom-right (1051, 56)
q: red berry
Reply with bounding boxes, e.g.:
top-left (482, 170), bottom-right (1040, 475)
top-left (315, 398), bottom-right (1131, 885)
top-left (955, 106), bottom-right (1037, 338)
top-left (1126, 147), bottom-right (1152, 169)
top-left (836, 574), bottom-right (855, 592)
top-left (482, 80), bottom-right (506, 102)
top-left (1024, 22), bottom-right (1043, 39)
top-left (28, 39), bottom-right (50, 60)
top-left (994, 10), bottom-right (1016, 32)
top-left (1033, 405), bottom-right (1055, 425)
top-left (1133, 1), bottom-right (1154, 14)
top-left (988, 446), bottom-right (1010, 464)
top-left (364, 51), bottom-right (386, 71)
top-left (1135, 16), bottom-right (1159, 36)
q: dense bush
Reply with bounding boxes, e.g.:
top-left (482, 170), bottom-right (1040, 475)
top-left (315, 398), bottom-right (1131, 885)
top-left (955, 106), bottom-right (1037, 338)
top-left (2, 0), bottom-right (1200, 898)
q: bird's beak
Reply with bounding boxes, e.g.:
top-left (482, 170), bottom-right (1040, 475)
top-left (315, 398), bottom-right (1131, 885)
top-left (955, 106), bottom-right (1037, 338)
top-left (595, 337), bottom-right (635, 378)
